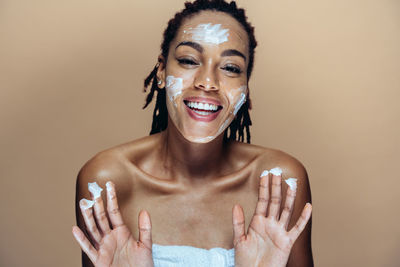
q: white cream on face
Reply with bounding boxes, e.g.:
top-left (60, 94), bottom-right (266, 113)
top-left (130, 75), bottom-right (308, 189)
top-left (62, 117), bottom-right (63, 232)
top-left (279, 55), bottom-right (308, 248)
top-left (185, 23), bottom-right (229, 45)
top-left (80, 198), bottom-right (95, 210)
top-left (233, 91), bottom-right (246, 115)
top-left (285, 178), bottom-right (298, 191)
top-left (269, 167), bottom-right (283, 176)
top-left (260, 170), bottom-right (269, 177)
top-left (88, 182), bottom-right (103, 199)
top-left (166, 75), bottom-right (183, 107)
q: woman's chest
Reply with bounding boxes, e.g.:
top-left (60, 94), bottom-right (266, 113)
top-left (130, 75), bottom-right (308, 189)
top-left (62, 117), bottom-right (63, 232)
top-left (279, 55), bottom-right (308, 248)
top-left (119, 188), bottom-right (258, 249)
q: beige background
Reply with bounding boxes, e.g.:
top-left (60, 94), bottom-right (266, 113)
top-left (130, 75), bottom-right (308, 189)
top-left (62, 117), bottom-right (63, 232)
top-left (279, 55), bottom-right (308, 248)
top-left (1, 0), bottom-right (399, 266)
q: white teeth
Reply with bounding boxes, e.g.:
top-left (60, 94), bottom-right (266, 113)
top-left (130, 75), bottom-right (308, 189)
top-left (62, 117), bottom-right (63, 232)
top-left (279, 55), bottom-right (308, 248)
top-left (193, 110), bottom-right (212, 115)
top-left (186, 101), bottom-right (218, 111)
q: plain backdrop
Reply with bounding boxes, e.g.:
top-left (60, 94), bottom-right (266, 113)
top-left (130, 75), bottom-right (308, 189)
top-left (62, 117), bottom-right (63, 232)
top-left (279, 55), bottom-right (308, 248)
top-left (1, 0), bottom-right (399, 266)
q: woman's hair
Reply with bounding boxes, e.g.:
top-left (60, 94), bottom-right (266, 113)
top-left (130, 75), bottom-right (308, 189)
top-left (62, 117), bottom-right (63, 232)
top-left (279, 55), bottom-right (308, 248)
top-left (143, 0), bottom-right (257, 143)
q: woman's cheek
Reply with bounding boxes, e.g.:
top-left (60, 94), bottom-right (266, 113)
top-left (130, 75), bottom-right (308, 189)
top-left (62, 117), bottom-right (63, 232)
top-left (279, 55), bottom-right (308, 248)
top-left (166, 75), bottom-right (184, 107)
top-left (228, 85), bottom-right (247, 115)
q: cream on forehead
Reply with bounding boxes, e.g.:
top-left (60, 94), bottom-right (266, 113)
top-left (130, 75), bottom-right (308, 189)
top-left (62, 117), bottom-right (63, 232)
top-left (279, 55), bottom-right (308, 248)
top-left (166, 76), bottom-right (183, 106)
top-left (285, 178), bottom-right (297, 191)
top-left (185, 23), bottom-right (229, 45)
top-left (88, 182), bottom-right (103, 199)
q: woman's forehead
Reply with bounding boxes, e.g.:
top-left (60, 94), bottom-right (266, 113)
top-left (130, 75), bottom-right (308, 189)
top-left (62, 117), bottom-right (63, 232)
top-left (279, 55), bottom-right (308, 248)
top-left (173, 11), bottom-right (249, 52)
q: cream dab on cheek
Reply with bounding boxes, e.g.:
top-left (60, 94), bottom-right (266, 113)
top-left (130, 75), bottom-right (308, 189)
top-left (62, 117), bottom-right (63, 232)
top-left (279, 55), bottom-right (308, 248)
top-left (185, 23), bottom-right (229, 45)
top-left (88, 182), bottom-right (103, 199)
top-left (233, 92), bottom-right (246, 115)
top-left (166, 75), bottom-right (183, 106)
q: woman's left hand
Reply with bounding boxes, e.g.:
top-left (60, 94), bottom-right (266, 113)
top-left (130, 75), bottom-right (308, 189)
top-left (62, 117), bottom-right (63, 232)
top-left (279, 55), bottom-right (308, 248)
top-left (232, 172), bottom-right (312, 267)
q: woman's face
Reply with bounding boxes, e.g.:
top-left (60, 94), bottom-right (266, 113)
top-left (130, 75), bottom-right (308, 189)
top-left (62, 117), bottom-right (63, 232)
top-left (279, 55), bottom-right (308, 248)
top-left (159, 11), bottom-right (249, 143)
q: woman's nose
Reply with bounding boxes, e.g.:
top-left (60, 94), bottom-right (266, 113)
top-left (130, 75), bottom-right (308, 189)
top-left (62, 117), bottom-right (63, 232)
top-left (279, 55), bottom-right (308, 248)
top-left (194, 66), bottom-right (219, 92)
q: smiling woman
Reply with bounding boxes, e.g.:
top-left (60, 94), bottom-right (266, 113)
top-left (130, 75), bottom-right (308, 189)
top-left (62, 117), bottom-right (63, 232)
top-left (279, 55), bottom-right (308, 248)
top-left (72, 0), bottom-right (313, 266)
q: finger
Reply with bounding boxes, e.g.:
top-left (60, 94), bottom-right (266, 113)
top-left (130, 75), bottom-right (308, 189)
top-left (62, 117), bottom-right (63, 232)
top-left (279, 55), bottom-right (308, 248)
top-left (254, 171), bottom-right (270, 217)
top-left (138, 210), bottom-right (152, 250)
top-left (89, 182), bottom-right (111, 235)
top-left (106, 181), bottom-right (125, 228)
top-left (279, 178), bottom-right (297, 229)
top-left (267, 172), bottom-right (282, 220)
top-left (232, 204), bottom-right (246, 247)
top-left (80, 199), bottom-right (102, 245)
top-left (288, 203), bottom-right (312, 241)
top-left (72, 226), bottom-right (98, 264)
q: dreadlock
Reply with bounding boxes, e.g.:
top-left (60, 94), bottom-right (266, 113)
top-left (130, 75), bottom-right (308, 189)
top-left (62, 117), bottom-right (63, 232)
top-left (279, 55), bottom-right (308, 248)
top-left (143, 0), bottom-right (257, 143)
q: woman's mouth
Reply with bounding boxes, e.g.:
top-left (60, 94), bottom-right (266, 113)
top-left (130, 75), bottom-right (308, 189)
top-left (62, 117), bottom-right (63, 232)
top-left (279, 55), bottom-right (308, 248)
top-left (183, 99), bottom-right (223, 122)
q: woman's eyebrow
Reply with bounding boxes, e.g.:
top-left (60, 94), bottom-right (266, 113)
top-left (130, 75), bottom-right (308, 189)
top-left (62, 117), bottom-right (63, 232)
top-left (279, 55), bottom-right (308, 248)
top-left (221, 49), bottom-right (246, 61)
top-left (175, 41), bottom-right (203, 53)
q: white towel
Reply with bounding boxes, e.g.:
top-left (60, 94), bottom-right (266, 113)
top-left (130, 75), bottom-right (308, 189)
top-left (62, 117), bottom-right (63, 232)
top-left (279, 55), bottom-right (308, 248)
top-left (152, 244), bottom-right (235, 267)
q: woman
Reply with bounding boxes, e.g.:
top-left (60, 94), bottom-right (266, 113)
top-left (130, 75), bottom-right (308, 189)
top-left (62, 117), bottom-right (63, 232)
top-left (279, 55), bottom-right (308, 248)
top-left (72, 0), bottom-right (313, 266)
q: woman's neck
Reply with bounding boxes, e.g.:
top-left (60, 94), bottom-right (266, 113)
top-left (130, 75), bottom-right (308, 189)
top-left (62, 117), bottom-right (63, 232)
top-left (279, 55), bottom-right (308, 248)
top-left (159, 124), bottom-right (228, 182)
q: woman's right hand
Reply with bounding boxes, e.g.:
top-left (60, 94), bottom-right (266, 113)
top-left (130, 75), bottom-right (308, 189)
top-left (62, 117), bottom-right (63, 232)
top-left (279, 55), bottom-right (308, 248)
top-left (72, 181), bottom-right (154, 267)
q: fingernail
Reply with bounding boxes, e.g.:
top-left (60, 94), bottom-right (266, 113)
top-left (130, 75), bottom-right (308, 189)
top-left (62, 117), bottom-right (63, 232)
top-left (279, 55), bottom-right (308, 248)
top-left (260, 170), bottom-right (269, 178)
top-left (88, 182), bottom-right (103, 199)
top-left (285, 178), bottom-right (297, 191)
top-left (269, 167), bottom-right (282, 176)
top-left (80, 198), bottom-right (94, 209)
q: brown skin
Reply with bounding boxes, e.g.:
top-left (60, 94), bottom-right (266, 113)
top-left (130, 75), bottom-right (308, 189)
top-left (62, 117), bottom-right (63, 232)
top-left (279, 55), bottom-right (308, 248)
top-left (75, 10), bottom-right (313, 267)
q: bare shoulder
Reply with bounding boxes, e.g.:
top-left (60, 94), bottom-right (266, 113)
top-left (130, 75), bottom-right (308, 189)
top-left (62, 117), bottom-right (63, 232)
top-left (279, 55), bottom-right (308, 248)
top-left (75, 134), bottom-right (159, 200)
top-left (229, 142), bottom-right (309, 177)
top-left (254, 146), bottom-right (313, 266)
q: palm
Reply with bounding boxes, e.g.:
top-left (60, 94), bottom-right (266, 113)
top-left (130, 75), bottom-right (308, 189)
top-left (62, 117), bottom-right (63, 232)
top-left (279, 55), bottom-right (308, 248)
top-left (233, 172), bottom-right (312, 267)
top-left (95, 226), bottom-right (152, 267)
top-left (249, 215), bottom-right (293, 253)
top-left (73, 181), bottom-right (154, 267)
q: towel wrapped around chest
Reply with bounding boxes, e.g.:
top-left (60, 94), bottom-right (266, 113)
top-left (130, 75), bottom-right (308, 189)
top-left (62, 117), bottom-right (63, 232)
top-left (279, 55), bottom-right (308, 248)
top-left (152, 243), bottom-right (235, 267)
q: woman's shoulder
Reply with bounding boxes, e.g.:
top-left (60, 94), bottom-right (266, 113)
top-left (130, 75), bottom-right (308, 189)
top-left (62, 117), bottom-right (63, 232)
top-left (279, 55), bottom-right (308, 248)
top-left (231, 141), bottom-right (310, 184)
top-left (76, 135), bottom-right (159, 196)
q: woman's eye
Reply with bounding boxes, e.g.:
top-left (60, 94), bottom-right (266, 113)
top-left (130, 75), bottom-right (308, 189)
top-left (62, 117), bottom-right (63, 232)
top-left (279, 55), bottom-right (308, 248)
top-left (222, 64), bottom-right (242, 74)
top-left (177, 58), bottom-right (198, 65)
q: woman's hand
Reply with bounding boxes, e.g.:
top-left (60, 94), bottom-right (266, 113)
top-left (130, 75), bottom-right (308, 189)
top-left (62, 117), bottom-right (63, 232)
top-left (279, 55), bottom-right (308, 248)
top-left (72, 181), bottom-right (154, 267)
top-left (232, 171), bottom-right (312, 267)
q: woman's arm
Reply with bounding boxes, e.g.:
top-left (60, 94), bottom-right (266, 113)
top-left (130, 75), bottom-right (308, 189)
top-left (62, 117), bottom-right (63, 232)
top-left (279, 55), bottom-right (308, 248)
top-left (285, 159), bottom-right (313, 267)
top-left (233, 154), bottom-right (313, 267)
top-left (73, 152), bottom-right (154, 267)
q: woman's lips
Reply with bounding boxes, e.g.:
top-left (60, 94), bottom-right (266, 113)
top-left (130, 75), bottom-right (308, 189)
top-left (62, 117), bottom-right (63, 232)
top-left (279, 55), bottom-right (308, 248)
top-left (182, 98), bottom-right (222, 123)
top-left (184, 104), bottom-right (222, 122)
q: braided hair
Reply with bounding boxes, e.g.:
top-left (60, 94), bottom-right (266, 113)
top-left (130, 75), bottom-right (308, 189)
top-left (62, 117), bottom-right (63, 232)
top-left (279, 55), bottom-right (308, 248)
top-left (143, 0), bottom-right (257, 143)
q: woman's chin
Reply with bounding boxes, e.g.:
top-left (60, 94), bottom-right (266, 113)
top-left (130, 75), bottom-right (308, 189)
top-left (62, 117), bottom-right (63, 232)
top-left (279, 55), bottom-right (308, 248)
top-left (179, 129), bottom-right (220, 144)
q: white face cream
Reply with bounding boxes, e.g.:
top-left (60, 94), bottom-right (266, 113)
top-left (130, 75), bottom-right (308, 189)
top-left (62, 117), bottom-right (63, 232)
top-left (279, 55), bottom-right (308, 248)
top-left (88, 182), bottom-right (103, 199)
top-left (285, 178), bottom-right (298, 191)
top-left (260, 170), bottom-right (269, 177)
top-left (80, 198), bottom-right (95, 210)
top-left (233, 91), bottom-right (246, 116)
top-left (186, 23), bottom-right (229, 45)
top-left (269, 167), bottom-right (283, 176)
top-left (166, 75), bottom-right (183, 106)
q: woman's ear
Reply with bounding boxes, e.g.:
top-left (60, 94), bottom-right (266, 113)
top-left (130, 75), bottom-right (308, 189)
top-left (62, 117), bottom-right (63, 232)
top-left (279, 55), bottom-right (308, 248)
top-left (156, 55), bottom-right (166, 89)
